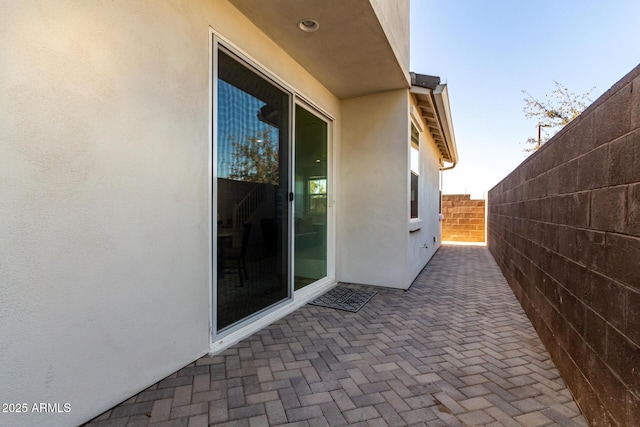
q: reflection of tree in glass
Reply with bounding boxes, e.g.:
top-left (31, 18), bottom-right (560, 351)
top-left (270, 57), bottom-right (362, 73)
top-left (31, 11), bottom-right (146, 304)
top-left (229, 129), bottom-right (279, 185)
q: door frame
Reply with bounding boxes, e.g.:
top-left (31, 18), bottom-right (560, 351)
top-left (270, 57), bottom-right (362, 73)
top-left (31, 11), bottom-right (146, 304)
top-left (209, 28), bottom-right (336, 352)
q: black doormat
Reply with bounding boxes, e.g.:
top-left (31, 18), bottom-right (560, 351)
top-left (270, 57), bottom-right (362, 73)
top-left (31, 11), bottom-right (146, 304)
top-left (309, 286), bottom-right (377, 313)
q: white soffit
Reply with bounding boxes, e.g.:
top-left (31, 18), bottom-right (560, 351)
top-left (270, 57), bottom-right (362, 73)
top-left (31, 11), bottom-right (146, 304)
top-left (227, 0), bottom-right (410, 99)
top-left (410, 83), bottom-right (458, 165)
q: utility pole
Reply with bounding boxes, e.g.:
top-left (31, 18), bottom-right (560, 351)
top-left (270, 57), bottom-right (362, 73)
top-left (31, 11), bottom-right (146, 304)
top-left (537, 123), bottom-right (542, 150)
top-left (537, 123), bottom-right (551, 150)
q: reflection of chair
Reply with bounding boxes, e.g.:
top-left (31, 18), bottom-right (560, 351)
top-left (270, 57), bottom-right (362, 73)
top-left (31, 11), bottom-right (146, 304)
top-left (224, 223), bottom-right (251, 287)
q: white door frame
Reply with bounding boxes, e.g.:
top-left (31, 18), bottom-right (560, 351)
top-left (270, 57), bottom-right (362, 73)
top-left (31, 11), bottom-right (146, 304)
top-left (208, 28), bottom-right (337, 353)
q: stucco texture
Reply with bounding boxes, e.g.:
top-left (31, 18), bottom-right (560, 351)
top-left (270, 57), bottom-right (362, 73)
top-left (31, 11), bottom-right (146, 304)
top-left (0, 1), bottom-right (213, 425)
top-left (339, 90), bottom-right (409, 288)
top-left (407, 101), bottom-right (443, 284)
top-left (1, 1), bottom-right (341, 426)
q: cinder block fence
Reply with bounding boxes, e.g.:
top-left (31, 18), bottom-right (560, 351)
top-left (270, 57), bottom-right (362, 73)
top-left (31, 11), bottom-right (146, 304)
top-left (442, 194), bottom-right (485, 242)
top-left (488, 64), bottom-right (640, 425)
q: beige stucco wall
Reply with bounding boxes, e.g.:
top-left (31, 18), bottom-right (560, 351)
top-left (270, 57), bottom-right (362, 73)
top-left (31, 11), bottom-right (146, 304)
top-left (406, 101), bottom-right (443, 284)
top-left (369, 0), bottom-right (411, 81)
top-left (1, 0), bottom-right (437, 423)
top-left (337, 90), bottom-right (443, 289)
top-left (338, 89), bottom-right (410, 288)
top-left (0, 1), bottom-right (340, 425)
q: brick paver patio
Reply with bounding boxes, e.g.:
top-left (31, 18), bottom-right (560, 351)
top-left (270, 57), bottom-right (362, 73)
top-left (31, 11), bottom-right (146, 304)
top-left (86, 245), bottom-right (587, 426)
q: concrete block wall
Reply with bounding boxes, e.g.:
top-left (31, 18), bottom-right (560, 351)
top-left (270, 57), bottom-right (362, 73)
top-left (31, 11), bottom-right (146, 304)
top-left (487, 64), bottom-right (640, 426)
top-left (442, 194), bottom-right (486, 242)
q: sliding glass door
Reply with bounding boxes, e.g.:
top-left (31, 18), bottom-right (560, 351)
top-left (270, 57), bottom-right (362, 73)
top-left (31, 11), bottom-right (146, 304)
top-left (294, 106), bottom-right (328, 290)
top-left (215, 48), bottom-right (290, 332)
top-left (213, 43), bottom-right (330, 335)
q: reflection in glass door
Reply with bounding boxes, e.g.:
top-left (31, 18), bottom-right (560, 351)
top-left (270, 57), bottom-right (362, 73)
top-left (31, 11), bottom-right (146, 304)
top-left (215, 49), bottom-right (290, 332)
top-left (294, 106), bottom-right (328, 290)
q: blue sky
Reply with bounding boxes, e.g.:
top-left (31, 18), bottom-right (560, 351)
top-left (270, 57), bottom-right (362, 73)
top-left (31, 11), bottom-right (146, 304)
top-left (410, 0), bottom-right (640, 199)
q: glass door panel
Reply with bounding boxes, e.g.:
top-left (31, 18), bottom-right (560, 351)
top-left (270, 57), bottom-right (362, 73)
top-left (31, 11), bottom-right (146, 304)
top-left (216, 49), bottom-right (290, 332)
top-left (294, 105), bottom-right (328, 290)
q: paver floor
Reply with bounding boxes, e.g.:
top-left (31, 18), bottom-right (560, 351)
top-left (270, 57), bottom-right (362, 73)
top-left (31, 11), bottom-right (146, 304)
top-left (86, 245), bottom-right (587, 426)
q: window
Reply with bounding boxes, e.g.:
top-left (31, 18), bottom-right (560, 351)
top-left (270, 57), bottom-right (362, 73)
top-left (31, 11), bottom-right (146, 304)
top-left (410, 124), bottom-right (419, 219)
top-left (308, 177), bottom-right (327, 214)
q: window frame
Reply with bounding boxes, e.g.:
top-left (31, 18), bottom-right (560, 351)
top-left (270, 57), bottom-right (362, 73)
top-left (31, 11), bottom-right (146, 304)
top-left (410, 123), bottom-right (420, 220)
top-left (307, 176), bottom-right (327, 214)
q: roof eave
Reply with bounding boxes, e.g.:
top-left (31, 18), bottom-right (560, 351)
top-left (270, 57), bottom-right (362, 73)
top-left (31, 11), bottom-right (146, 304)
top-left (432, 84), bottom-right (459, 165)
top-left (410, 78), bottom-right (458, 166)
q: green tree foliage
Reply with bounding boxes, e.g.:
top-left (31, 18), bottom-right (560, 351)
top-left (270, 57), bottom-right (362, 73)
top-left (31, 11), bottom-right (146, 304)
top-left (229, 129), bottom-right (279, 185)
top-left (522, 81), bottom-right (595, 152)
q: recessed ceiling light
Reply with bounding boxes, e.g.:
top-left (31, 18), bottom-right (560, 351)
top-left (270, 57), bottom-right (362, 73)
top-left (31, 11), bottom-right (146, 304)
top-left (297, 18), bottom-right (319, 33)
